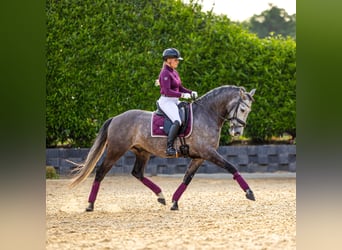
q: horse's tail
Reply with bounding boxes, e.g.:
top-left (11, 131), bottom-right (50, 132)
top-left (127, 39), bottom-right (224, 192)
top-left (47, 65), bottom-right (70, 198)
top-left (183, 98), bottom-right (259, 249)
top-left (69, 118), bottom-right (113, 188)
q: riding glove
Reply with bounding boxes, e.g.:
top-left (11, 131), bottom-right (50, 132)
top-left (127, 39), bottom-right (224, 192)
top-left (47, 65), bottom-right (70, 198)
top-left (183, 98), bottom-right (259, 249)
top-left (191, 91), bottom-right (198, 99)
top-left (181, 93), bottom-right (191, 99)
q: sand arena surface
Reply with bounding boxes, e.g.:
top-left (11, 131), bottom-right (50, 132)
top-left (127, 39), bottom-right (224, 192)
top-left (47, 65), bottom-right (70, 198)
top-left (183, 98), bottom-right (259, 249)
top-left (46, 175), bottom-right (296, 250)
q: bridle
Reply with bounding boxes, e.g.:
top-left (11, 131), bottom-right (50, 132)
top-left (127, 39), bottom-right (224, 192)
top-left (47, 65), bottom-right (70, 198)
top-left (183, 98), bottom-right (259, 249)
top-left (194, 95), bottom-right (251, 127)
top-left (227, 98), bottom-right (251, 127)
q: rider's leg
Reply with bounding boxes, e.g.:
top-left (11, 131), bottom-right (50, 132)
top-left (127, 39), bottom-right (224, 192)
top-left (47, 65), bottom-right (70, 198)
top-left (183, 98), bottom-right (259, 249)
top-left (157, 97), bottom-right (182, 156)
top-left (166, 120), bottom-right (180, 156)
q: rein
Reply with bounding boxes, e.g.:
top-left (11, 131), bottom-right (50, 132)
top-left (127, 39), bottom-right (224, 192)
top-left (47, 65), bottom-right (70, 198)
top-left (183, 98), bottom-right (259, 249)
top-left (194, 96), bottom-right (249, 127)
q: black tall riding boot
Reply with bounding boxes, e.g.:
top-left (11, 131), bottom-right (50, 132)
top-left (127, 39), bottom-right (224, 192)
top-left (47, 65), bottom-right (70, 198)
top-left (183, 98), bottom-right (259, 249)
top-left (166, 121), bottom-right (180, 156)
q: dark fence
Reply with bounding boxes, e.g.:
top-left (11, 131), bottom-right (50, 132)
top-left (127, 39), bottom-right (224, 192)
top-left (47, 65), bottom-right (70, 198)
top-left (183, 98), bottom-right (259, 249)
top-left (46, 145), bottom-right (296, 176)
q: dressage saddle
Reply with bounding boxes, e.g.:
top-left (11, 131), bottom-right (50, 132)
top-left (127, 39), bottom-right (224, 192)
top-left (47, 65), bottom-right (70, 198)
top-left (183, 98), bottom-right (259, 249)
top-left (155, 101), bottom-right (190, 136)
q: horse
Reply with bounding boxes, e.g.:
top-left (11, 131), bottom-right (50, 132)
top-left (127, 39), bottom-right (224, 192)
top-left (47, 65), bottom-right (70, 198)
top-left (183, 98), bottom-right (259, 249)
top-left (70, 85), bottom-right (256, 211)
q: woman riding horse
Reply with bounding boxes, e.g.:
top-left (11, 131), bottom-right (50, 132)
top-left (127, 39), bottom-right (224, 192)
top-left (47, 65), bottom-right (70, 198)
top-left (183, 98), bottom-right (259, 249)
top-left (157, 48), bottom-right (198, 156)
top-left (70, 84), bottom-right (256, 211)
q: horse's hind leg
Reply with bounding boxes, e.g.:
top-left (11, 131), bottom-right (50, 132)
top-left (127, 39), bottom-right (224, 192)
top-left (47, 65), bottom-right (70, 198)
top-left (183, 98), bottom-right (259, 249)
top-left (131, 149), bottom-right (166, 205)
top-left (171, 158), bottom-right (204, 210)
top-left (86, 149), bottom-right (125, 212)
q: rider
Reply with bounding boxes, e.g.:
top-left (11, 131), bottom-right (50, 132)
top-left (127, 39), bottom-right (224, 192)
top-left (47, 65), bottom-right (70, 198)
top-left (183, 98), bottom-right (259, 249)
top-left (157, 48), bottom-right (198, 156)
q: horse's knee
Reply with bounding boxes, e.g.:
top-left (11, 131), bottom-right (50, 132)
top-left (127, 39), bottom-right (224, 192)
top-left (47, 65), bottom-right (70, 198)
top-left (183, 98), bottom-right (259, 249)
top-left (131, 169), bottom-right (143, 180)
top-left (224, 163), bottom-right (237, 174)
top-left (183, 173), bottom-right (194, 185)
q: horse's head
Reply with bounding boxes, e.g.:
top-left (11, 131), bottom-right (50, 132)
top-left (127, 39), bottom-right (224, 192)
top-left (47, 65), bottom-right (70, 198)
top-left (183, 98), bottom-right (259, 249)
top-left (228, 88), bottom-right (256, 137)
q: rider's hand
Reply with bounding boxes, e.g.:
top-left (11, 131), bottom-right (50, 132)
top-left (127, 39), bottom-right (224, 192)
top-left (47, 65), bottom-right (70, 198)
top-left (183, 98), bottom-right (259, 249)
top-left (181, 93), bottom-right (191, 99)
top-left (191, 91), bottom-right (198, 99)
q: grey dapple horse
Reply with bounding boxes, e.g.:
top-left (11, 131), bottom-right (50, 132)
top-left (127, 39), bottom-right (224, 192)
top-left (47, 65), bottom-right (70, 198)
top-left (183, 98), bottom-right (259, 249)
top-left (70, 85), bottom-right (256, 211)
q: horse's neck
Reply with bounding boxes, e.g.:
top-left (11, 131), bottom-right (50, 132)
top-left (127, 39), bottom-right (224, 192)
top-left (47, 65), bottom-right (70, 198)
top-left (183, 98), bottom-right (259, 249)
top-left (201, 86), bottom-right (241, 121)
top-left (194, 96), bottom-right (229, 127)
top-left (204, 92), bottom-right (230, 111)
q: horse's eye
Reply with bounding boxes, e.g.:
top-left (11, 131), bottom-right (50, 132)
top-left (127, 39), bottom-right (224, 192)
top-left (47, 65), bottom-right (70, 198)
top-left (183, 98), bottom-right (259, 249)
top-left (240, 108), bottom-right (246, 113)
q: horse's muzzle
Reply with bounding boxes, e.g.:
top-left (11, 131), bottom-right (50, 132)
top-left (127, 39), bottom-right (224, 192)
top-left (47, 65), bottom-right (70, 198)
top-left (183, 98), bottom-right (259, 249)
top-left (229, 126), bottom-right (244, 137)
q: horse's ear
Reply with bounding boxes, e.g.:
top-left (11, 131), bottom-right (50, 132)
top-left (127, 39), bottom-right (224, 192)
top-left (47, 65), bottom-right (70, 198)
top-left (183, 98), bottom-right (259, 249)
top-left (246, 89), bottom-right (256, 101)
top-left (240, 87), bottom-right (249, 101)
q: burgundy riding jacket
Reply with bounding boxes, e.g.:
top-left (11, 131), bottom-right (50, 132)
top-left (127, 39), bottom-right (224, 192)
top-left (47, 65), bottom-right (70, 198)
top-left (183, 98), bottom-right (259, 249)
top-left (158, 65), bottom-right (191, 97)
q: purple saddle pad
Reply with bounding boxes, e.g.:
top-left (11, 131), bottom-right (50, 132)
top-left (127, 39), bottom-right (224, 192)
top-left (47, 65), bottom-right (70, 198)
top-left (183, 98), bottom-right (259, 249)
top-left (151, 104), bottom-right (193, 138)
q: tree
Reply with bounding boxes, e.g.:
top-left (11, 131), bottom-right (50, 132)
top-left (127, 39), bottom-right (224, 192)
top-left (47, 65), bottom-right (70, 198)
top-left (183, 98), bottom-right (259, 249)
top-left (241, 4), bottom-right (296, 40)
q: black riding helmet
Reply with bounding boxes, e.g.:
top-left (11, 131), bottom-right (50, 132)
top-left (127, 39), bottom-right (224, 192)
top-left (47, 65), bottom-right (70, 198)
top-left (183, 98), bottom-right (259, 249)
top-left (162, 48), bottom-right (183, 61)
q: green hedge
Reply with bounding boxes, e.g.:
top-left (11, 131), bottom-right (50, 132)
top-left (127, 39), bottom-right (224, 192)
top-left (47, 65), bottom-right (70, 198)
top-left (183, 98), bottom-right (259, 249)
top-left (46, 0), bottom-right (296, 147)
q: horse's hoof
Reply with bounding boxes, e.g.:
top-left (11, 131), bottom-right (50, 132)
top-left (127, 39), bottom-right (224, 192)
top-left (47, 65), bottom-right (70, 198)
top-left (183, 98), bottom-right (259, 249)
top-left (245, 189), bottom-right (256, 201)
top-left (157, 192), bottom-right (166, 205)
top-left (170, 201), bottom-right (179, 210)
top-left (85, 203), bottom-right (94, 212)
top-left (158, 198), bottom-right (166, 205)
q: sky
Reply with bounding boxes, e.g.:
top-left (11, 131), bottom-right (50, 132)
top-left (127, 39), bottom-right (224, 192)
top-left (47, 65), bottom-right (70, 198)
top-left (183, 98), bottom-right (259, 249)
top-left (183, 0), bottom-right (296, 21)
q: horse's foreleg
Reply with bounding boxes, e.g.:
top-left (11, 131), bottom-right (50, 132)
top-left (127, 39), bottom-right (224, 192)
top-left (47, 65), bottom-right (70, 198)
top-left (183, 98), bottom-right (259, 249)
top-left (206, 149), bottom-right (255, 201)
top-left (171, 159), bottom-right (204, 210)
top-left (141, 177), bottom-right (165, 205)
top-left (232, 172), bottom-right (255, 200)
top-left (131, 150), bottom-right (165, 205)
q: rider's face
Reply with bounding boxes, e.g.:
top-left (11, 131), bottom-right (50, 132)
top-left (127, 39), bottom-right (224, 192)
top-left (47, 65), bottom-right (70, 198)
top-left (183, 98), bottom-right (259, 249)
top-left (167, 58), bottom-right (180, 69)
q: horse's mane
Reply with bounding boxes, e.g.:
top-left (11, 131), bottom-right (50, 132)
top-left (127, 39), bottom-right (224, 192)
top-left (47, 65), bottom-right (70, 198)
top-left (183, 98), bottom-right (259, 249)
top-left (195, 85), bottom-right (243, 104)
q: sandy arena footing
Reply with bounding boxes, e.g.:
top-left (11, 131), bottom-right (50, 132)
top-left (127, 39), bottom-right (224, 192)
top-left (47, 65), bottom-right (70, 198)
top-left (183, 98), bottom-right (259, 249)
top-left (46, 174), bottom-right (296, 250)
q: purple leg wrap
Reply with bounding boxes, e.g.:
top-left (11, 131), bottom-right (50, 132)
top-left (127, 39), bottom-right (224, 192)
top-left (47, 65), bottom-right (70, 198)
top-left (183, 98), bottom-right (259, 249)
top-left (233, 172), bottom-right (250, 191)
top-left (88, 181), bottom-right (100, 203)
top-left (172, 183), bottom-right (187, 202)
top-left (141, 177), bottom-right (162, 195)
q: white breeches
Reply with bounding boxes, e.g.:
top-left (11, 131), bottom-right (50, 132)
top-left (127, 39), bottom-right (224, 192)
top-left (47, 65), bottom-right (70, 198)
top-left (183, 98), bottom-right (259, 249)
top-left (157, 96), bottom-right (181, 125)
